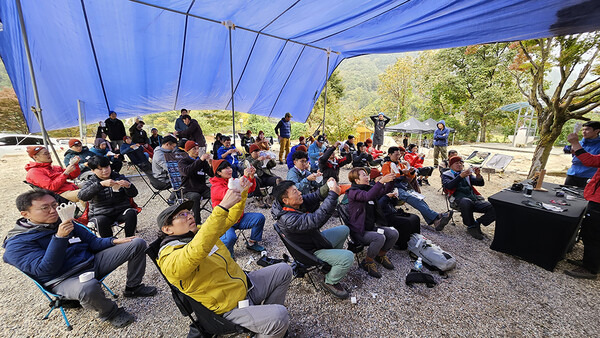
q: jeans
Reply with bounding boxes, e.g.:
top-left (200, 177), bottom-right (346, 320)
top-left (396, 189), bottom-right (439, 224)
top-left (314, 226), bottom-right (354, 284)
top-left (220, 213), bottom-right (266, 254)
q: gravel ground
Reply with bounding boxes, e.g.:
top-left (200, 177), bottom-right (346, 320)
top-left (1, 149), bottom-right (599, 337)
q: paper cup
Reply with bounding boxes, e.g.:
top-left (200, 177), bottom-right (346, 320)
top-left (79, 271), bottom-right (94, 283)
top-left (315, 175), bottom-right (323, 183)
top-left (351, 296), bottom-right (357, 304)
top-left (377, 228), bottom-right (385, 234)
top-left (238, 299), bottom-right (249, 309)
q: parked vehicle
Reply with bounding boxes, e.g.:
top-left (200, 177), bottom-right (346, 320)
top-left (0, 133), bottom-right (64, 158)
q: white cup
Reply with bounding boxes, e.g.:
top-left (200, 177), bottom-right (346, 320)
top-left (79, 271), bottom-right (94, 283)
top-left (351, 296), bottom-right (357, 304)
top-left (238, 299), bottom-right (249, 309)
top-left (377, 228), bottom-right (385, 234)
top-left (315, 175), bottom-right (323, 184)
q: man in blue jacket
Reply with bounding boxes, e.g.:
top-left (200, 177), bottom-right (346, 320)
top-left (308, 135), bottom-right (326, 171)
top-left (3, 190), bottom-right (156, 328)
top-left (565, 121), bottom-right (600, 188)
top-left (433, 120), bottom-right (450, 167)
top-left (275, 112), bottom-right (292, 164)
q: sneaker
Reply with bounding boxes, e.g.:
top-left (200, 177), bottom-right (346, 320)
top-left (123, 284), bottom-right (158, 298)
top-left (433, 211), bottom-right (452, 231)
top-left (566, 258), bottom-right (585, 267)
top-left (374, 255), bottom-right (395, 270)
top-left (564, 267), bottom-right (597, 280)
top-left (246, 241), bottom-right (265, 252)
top-left (467, 227), bottom-right (484, 240)
top-left (321, 282), bottom-right (349, 299)
top-left (360, 259), bottom-right (382, 278)
top-left (422, 178), bottom-right (430, 186)
top-left (279, 161), bottom-right (284, 165)
top-left (109, 307), bottom-right (135, 328)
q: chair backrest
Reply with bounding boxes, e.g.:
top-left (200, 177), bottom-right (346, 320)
top-left (273, 223), bottom-right (331, 273)
top-left (163, 152), bottom-right (188, 201)
top-left (145, 238), bottom-right (243, 336)
top-left (23, 181), bottom-right (71, 204)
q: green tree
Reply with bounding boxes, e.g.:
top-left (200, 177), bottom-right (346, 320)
top-left (306, 71), bottom-right (347, 142)
top-left (0, 88), bottom-right (28, 133)
top-left (377, 56), bottom-right (415, 122)
top-left (510, 33), bottom-right (600, 176)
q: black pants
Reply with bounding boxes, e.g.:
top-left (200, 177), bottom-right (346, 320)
top-left (259, 175), bottom-right (280, 188)
top-left (417, 166), bottom-right (434, 177)
top-left (110, 157), bottom-right (123, 173)
top-left (388, 213), bottom-right (421, 249)
top-left (457, 198), bottom-right (496, 228)
top-left (184, 189), bottom-right (211, 225)
top-left (582, 201), bottom-right (600, 274)
top-left (90, 208), bottom-right (137, 238)
top-left (564, 175), bottom-right (589, 188)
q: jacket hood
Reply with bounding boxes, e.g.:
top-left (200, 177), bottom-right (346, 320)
top-left (582, 136), bottom-right (600, 146)
top-left (437, 120), bottom-right (446, 128)
top-left (24, 161), bottom-right (52, 170)
top-left (271, 199), bottom-right (285, 220)
top-left (5, 218), bottom-right (59, 243)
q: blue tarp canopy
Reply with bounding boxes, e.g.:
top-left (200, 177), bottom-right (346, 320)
top-left (1, 0), bottom-right (599, 132)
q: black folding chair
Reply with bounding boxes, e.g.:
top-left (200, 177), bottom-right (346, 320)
top-left (273, 224), bottom-right (331, 289)
top-left (336, 203), bottom-right (365, 263)
top-left (130, 163), bottom-right (172, 208)
top-left (145, 238), bottom-right (245, 337)
top-left (23, 181), bottom-right (71, 205)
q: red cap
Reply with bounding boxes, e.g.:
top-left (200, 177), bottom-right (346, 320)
top-left (27, 145), bottom-right (45, 158)
top-left (365, 138), bottom-right (373, 145)
top-left (123, 136), bottom-right (131, 141)
top-left (184, 140), bottom-right (199, 152)
top-left (249, 144), bottom-right (260, 153)
top-left (370, 168), bottom-right (382, 180)
top-left (297, 145), bottom-right (307, 153)
top-left (68, 139), bottom-right (82, 147)
top-left (449, 156), bottom-right (464, 167)
top-left (299, 136), bottom-right (305, 142)
top-left (246, 130), bottom-right (252, 134)
top-left (398, 146), bottom-right (406, 152)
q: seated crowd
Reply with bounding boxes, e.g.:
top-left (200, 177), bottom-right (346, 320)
top-left (7, 112), bottom-right (509, 336)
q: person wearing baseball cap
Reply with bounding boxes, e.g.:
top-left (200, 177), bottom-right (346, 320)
top-left (274, 113), bottom-right (293, 164)
top-left (156, 185), bottom-right (292, 338)
top-left (308, 135), bottom-right (326, 171)
top-left (442, 156), bottom-right (495, 240)
top-left (178, 140), bottom-right (212, 224)
top-left (63, 139), bottom-right (95, 172)
top-left (247, 144), bottom-right (282, 208)
top-left (24, 146), bottom-right (82, 202)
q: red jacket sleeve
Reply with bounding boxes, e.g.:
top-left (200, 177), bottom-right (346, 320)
top-left (576, 151), bottom-right (600, 168)
top-left (27, 167), bottom-right (68, 192)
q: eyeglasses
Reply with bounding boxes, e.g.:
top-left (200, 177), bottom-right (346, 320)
top-left (35, 202), bottom-right (59, 213)
top-left (173, 210), bottom-right (194, 220)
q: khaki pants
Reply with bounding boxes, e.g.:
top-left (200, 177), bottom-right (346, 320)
top-left (60, 190), bottom-right (81, 202)
top-left (433, 145), bottom-right (447, 166)
top-left (278, 138), bottom-right (290, 162)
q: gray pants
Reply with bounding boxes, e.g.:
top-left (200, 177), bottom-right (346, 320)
top-left (352, 227), bottom-right (399, 259)
top-left (51, 238), bottom-right (147, 320)
top-left (223, 263), bottom-right (292, 338)
top-left (433, 145), bottom-right (447, 166)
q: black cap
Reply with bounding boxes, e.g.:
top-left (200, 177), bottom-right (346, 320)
top-left (317, 135), bottom-right (325, 143)
top-left (163, 135), bottom-right (178, 144)
top-left (156, 200), bottom-right (194, 229)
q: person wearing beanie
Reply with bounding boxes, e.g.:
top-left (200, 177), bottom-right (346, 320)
top-left (104, 111), bottom-right (126, 151)
top-left (209, 159), bottom-right (266, 256)
top-left (241, 130), bottom-right (255, 153)
top-left (120, 135), bottom-right (151, 170)
top-left (286, 136), bottom-right (307, 169)
top-left (217, 136), bottom-right (243, 178)
top-left (442, 156), bottom-right (495, 240)
top-left (90, 138), bottom-right (123, 173)
top-left (247, 144), bottom-right (282, 208)
top-left (364, 138), bottom-right (383, 159)
top-left (156, 190), bottom-right (292, 337)
top-left (381, 146), bottom-right (452, 231)
top-left (24, 146), bottom-right (81, 202)
top-left (63, 139), bottom-right (96, 172)
top-left (271, 179), bottom-right (353, 299)
top-left (352, 142), bottom-right (382, 169)
top-left (178, 140), bottom-right (212, 224)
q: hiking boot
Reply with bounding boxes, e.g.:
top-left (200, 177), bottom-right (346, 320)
top-left (109, 307), bottom-right (135, 328)
top-left (467, 227), bottom-right (484, 240)
top-left (433, 211), bottom-right (452, 231)
top-left (567, 258), bottom-right (585, 267)
top-left (375, 255), bottom-right (395, 270)
top-left (360, 259), bottom-right (382, 278)
top-left (564, 267), bottom-right (597, 280)
top-left (321, 282), bottom-right (349, 299)
top-left (246, 241), bottom-right (265, 252)
top-left (123, 284), bottom-right (158, 298)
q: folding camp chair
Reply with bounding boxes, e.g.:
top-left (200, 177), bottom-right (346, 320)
top-left (130, 163), bottom-right (172, 207)
top-left (23, 181), bottom-right (72, 205)
top-left (84, 200), bottom-right (142, 238)
top-left (273, 224), bottom-right (331, 289)
top-left (336, 203), bottom-right (365, 263)
top-left (145, 238), bottom-right (246, 337)
top-left (163, 152), bottom-right (188, 204)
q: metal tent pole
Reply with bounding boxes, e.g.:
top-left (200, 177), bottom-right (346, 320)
top-left (321, 49), bottom-right (331, 135)
top-left (225, 21), bottom-right (237, 146)
top-left (77, 100), bottom-right (86, 142)
top-left (16, 0), bottom-right (63, 167)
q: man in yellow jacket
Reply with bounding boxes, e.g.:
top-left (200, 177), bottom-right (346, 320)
top-left (157, 177), bottom-right (292, 338)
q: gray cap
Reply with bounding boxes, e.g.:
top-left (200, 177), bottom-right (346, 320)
top-left (156, 200), bottom-right (194, 229)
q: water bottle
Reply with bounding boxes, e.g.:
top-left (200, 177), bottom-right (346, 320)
top-left (414, 257), bottom-right (423, 271)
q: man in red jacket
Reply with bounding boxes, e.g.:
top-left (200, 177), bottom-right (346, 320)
top-left (24, 146), bottom-right (82, 202)
top-left (565, 133), bottom-right (600, 279)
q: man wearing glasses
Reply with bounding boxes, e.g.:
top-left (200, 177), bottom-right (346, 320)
top-left (3, 190), bottom-right (157, 328)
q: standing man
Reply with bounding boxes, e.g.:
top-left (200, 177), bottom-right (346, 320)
top-left (178, 114), bottom-right (207, 156)
top-left (370, 113), bottom-right (391, 150)
top-left (105, 111), bottom-right (127, 152)
top-left (564, 132), bottom-right (600, 279)
top-left (275, 112), bottom-right (292, 165)
top-left (174, 108), bottom-right (189, 134)
top-left (433, 120), bottom-right (450, 167)
top-left (565, 121), bottom-right (600, 188)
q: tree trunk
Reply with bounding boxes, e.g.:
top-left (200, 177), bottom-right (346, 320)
top-left (480, 119), bottom-right (487, 143)
top-left (527, 127), bottom-right (561, 178)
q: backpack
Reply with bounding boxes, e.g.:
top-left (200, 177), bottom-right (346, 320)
top-left (407, 234), bottom-right (456, 272)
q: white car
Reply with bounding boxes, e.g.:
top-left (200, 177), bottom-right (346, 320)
top-left (0, 133), bottom-right (65, 158)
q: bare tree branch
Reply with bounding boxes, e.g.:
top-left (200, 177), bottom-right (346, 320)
top-left (568, 101), bottom-right (600, 118)
top-left (519, 41), bottom-right (538, 69)
top-left (567, 91), bottom-right (600, 112)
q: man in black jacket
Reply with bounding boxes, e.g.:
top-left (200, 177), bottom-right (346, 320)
top-left (271, 180), bottom-right (353, 299)
top-left (178, 140), bottom-right (212, 224)
top-left (319, 141), bottom-right (352, 182)
top-left (352, 142), bottom-right (382, 168)
top-left (178, 115), bottom-right (207, 155)
top-left (105, 111), bottom-right (126, 152)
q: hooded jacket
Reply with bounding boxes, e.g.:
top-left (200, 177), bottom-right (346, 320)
top-left (63, 146), bottom-right (95, 171)
top-left (174, 115), bottom-right (188, 133)
top-left (347, 182), bottom-right (394, 236)
top-left (3, 219), bottom-right (113, 285)
top-left (152, 146), bottom-right (172, 183)
top-left (573, 148), bottom-right (600, 203)
top-left (78, 171), bottom-right (138, 217)
top-left (404, 151), bottom-right (424, 168)
top-left (157, 193), bottom-right (247, 314)
top-left (433, 120), bottom-right (449, 147)
top-left (270, 190), bottom-right (338, 253)
top-left (25, 162), bottom-right (80, 194)
top-left (567, 136), bottom-right (600, 178)
top-left (178, 119), bottom-right (206, 147)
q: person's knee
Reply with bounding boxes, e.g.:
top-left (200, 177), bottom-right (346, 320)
top-left (79, 280), bottom-right (107, 303)
top-left (339, 251), bottom-right (355, 269)
top-left (276, 263), bottom-right (293, 283)
top-left (267, 305), bottom-right (290, 335)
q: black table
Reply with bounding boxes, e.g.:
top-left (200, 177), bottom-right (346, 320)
top-left (489, 182), bottom-right (587, 271)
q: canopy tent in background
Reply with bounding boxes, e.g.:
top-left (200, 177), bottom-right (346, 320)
top-left (422, 118), bottom-right (456, 134)
top-left (1, 0), bottom-right (599, 133)
top-left (385, 117), bottom-right (429, 134)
